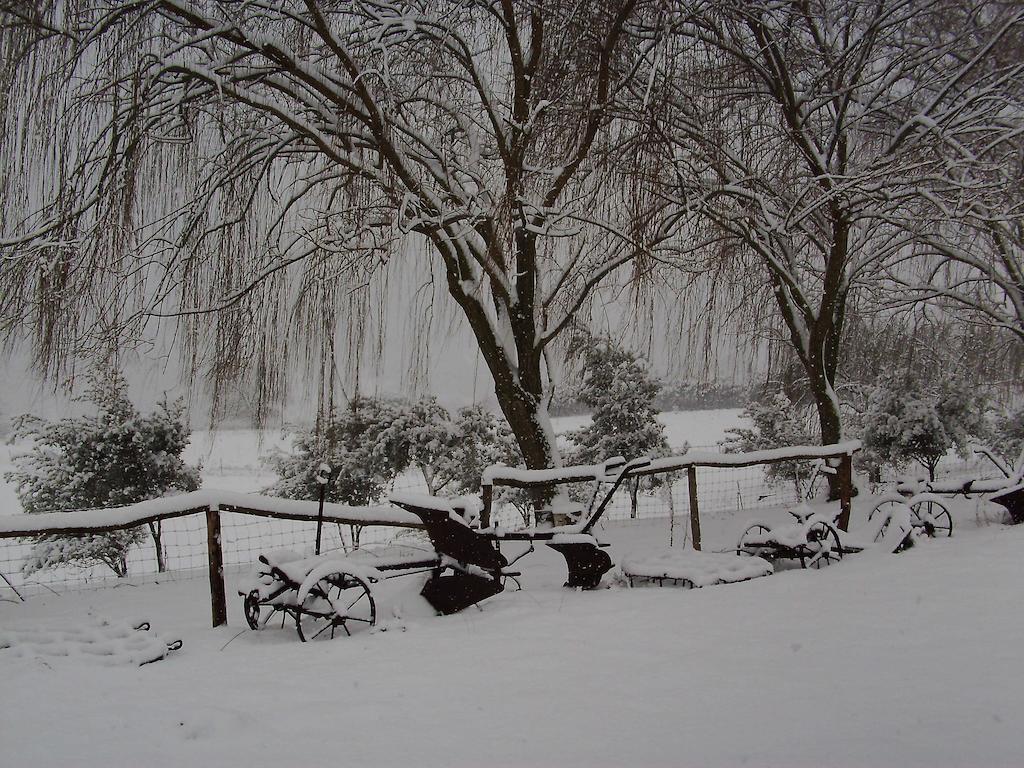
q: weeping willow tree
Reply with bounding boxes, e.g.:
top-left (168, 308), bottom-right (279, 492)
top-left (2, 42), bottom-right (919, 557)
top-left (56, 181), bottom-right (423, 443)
top-left (0, 1), bottom-right (684, 472)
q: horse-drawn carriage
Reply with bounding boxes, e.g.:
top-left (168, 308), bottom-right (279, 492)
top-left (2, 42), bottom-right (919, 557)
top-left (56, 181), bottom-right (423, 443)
top-left (240, 456), bottom-right (650, 641)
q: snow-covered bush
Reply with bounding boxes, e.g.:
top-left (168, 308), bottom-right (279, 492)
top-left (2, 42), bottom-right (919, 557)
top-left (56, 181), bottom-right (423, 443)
top-left (990, 407), bottom-right (1024, 468)
top-left (269, 397), bottom-right (402, 506)
top-left (566, 339), bottom-right (670, 518)
top-left (5, 371), bottom-right (201, 576)
top-left (373, 399), bottom-right (521, 495)
top-left (270, 398), bottom-right (522, 502)
top-left (861, 370), bottom-right (988, 481)
top-left (720, 391), bottom-right (816, 494)
top-left (440, 405), bottom-right (522, 495)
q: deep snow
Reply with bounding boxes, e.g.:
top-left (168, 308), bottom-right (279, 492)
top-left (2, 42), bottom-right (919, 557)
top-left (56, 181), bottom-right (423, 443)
top-left (1, 495), bottom-right (1021, 768)
top-left (1, 410), bottom-right (1019, 767)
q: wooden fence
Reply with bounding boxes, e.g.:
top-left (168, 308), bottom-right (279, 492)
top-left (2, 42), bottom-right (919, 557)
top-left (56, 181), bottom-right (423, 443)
top-left (0, 491), bottom-right (422, 628)
top-left (482, 442), bottom-right (861, 551)
top-left (1, 442), bottom-right (860, 628)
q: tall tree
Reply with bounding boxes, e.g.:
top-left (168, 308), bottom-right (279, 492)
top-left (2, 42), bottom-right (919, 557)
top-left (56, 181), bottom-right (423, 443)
top-left (886, 7), bottom-right (1024, 341)
top-left (653, 0), bottom-right (1021, 495)
top-left (0, 1), bottom-right (673, 476)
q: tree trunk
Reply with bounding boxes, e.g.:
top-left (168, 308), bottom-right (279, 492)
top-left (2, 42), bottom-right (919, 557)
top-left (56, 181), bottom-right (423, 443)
top-left (629, 477), bottom-right (639, 519)
top-left (437, 249), bottom-right (560, 477)
top-left (147, 521), bottom-right (166, 573)
top-left (804, 360), bottom-right (846, 501)
top-left (772, 268), bottom-right (848, 501)
top-left (487, 357), bottom-right (559, 472)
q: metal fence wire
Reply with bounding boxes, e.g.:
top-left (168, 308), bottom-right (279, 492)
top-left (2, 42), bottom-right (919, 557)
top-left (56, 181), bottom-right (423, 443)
top-left (0, 445), bottom-right (1001, 599)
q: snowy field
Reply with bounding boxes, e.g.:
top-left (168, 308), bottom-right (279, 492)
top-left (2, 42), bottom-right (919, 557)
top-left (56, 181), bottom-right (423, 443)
top-left (1, 496), bottom-right (1021, 767)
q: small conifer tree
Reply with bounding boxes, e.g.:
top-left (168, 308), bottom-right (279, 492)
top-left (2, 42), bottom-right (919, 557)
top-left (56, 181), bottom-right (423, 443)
top-left (6, 371), bottom-right (201, 576)
top-left (567, 338), bottom-right (670, 518)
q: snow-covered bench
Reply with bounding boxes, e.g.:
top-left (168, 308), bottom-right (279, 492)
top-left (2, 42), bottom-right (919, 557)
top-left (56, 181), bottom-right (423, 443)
top-left (620, 550), bottom-right (773, 589)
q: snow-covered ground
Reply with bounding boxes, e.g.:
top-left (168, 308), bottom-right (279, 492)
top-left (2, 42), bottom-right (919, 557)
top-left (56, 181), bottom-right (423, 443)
top-left (1, 495), bottom-right (1020, 767)
top-left (3, 408), bottom-right (1019, 766)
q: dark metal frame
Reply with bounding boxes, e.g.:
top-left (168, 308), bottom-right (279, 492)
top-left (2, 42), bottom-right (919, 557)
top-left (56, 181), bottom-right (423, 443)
top-left (735, 510), bottom-right (845, 569)
top-left (392, 456), bottom-right (651, 609)
top-left (243, 456), bottom-right (654, 639)
top-left (241, 553), bottom-right (441, 641)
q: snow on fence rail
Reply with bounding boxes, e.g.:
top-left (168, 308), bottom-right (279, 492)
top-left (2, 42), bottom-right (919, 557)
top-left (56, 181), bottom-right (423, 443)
top-left (0, 492), bottom-right (423, 627)
top-left (0, 490), bottom-right (421, 537)
top-left (0, 443), bottom-right (861, 624)
top-left (482, 442), bottom-right (861, 551)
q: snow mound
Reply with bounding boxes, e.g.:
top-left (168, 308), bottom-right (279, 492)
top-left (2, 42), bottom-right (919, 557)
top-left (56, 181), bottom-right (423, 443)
top-left (621, 549), bottom-right (773, 588)
top-left (0, 618), bottom-right (181, 666)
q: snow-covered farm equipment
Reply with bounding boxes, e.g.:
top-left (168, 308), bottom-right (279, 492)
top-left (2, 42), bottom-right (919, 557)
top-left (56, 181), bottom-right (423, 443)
top-left (736, 500), bottom-right (919, 567)
top-left (240, 546), bottom-right (442, 641)
top-left (892, 445), bottom-right (1023, 525)
top-left (867, 493), bottom-right (954, 539)
top-left (240, 456), bottom-right (651, 641)
top-left (736, 509), bottom-right (847, 568)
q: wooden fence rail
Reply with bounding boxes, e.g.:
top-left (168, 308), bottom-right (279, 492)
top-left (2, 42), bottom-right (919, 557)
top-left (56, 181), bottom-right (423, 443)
top-left (0, 492), bottom-right (423, 628)
top-left (1, 443), bottom-right (860, 627)
top-left (481, 441), bottom-right (862, 549)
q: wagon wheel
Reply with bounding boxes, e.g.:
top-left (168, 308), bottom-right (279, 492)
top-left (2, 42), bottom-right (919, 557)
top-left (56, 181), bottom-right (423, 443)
top-left (737, 523), bottom-right (772, 557)
top-left (805, 521), bottom-right (843, 568)
top-left (295, 573), bottom-right (377, 642)
top-left (910, 497), bottom-right (953, 538)
top-left (868, 498), bottom-right (905, 542)
top-left (243, 590), bottom-right (263, 630)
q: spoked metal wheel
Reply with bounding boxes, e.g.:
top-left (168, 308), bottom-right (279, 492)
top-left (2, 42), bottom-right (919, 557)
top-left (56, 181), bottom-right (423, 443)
top-left (805, 521), bottom-right (843, 568)
top-left (868, 498), bottom-right (906, 543)
top-left (295, 574), bottom-right (377, 642)
top-left (243, 590), bottom-right (264, 630)
top-left (910, 496), bottom-right (953, 538)
top-left (737, 523), bottom-right (772, 557)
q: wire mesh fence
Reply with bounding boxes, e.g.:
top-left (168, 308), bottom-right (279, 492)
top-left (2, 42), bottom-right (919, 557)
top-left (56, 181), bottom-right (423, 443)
top-left (0, 442), bottom-right (1000, 601)
top-left (0, 474), bottom-right (431, 599)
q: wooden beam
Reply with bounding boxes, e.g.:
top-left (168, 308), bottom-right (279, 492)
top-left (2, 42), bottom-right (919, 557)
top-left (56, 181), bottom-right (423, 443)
top-left (688, 467), bottom-right (702, 551)
top-left (837, 454), bottom-right (853, 532)
top-left (215, 504), bottom-right (424, 529)
top-left (480, 484), bottom-right (493, 528)
top-left (0, 507), bottom-right (210, 539)
top-left (206, 507), bottom-right (227, 628)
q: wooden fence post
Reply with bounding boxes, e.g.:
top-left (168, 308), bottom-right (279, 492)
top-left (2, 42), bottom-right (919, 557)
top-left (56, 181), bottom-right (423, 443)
top-left (206, 506), bottom-right (227, 627)
top-left (837, 453), bottom-right (853, 532)
top-left (481, 483), bottom-right (492, 528)
top-left (688, 467), bottom-right (702, 551)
